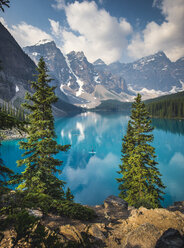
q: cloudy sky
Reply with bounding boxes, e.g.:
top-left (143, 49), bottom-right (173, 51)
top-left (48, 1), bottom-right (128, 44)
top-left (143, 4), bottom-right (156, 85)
top-left (1, 0), bottom-right (184, 64)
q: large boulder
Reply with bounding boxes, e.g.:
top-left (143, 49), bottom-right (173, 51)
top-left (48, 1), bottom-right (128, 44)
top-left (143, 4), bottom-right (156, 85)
top-left (128, 207), bottom-right (184, 234)
top-left (1, 197), bottom-right (184, 248)
top-left (155, 228), bottom-right (184, 248)
top-left (86, 223), bottom-right (107, 241)
top-left (104, 195), bottom-right (128, 220)
top-left (105, 206), bottom-right (184, 248)
top-left (27, 209), bottom-right (43, 218)
top-left (59, 225), bottom-right (83, 243)
top-left (124, 223), bottom-right (160, 248)
top-left (104, 195), bottom-right (128, 210)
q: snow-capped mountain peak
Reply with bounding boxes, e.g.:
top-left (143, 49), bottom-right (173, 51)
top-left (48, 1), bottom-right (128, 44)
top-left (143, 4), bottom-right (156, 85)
top-left (108, 50), bottom-right (183, 93)
top-left (23, 39), bottom-right (184, 107)
top-left (23, 41), bottom-right (130, 107)
top-left (135, 51), bottom-right (170, 67)
top-left (35, 39), bottom-right (53, 46)
top-left (93, 59), bottom-right (106, 66)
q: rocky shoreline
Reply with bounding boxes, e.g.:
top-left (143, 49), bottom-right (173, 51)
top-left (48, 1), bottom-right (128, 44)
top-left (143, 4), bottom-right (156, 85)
top-left (0, 128), bottom-right (27, 141)
top-left (1, 195), bottom-right (184, 248)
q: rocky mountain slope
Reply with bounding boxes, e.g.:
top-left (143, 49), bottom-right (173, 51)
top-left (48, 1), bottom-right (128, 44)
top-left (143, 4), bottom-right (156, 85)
top-left (1, 196), bottom-right (184, 247)
top-left (24, 41), bottom-right (130, 108)
top-left (0, 22), bottom-right (36, 103)
top-left (0, 23), bottom-right (81, 115)
top-left (107, 52), bottom-right (184, 95)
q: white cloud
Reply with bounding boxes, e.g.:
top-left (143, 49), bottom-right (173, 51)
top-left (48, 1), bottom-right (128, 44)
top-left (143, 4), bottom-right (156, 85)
top-left (1, 20), bottom-right (52, 47)
top-left (2, 0), bottom-right (183, 63)
top-left (0, 17), bottom-right (8, 29)
top-left (128, 0), bottom-right (184, 61)
top-left (52, 0), bottom-right (65, 10)
top-left (60, 1), bottom-right (132, 64)
top-left (49, 18), bottom-right (61, 37)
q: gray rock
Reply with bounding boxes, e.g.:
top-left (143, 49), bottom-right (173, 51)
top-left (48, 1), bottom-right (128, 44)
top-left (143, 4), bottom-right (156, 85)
top-left (104, 195), bottom-right (128, 210)
top-left (28, 209), bottom-right (43, 218)
top-left (87, 224), bottom-right (107, 241)
top-left (174, 201), bottom-right (184, 207)
top-left (124, 223), bottom-right (160, 248)
top-left (155, 228), bottom-right (184, 248)
top-left (24, 41), bottom-right (130, 104)
top-left (0, 22), bottom-right (36, 102)
top-left (104, 195), bottom-right (128, 220)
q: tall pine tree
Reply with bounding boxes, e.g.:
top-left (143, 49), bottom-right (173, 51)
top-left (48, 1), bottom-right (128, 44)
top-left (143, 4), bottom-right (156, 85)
top-left (117, 93), bottom-right (165, 208)
top-left (17, 57), bottom-right (70, 199)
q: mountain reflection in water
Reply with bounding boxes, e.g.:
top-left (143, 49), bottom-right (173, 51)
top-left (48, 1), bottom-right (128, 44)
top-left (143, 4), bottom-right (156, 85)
top-left (1, 112), bottom-right (184, 206)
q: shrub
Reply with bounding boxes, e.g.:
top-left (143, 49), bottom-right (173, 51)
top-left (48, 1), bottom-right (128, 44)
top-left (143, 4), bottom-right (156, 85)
top-left (51, 200), bottom-right (96, 221)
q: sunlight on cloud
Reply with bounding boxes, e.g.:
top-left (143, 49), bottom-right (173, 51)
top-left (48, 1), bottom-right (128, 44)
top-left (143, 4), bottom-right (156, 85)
top-left (128, 0), bottom-right (184, 61)
top-left (2, 20), bottom-right (52, 47)
top-left (49, 18), bottom-right (61, 37)
top-left (0, 17), bottom-right (8, 29)
top-left (60, 1), bottom-right (132, 64)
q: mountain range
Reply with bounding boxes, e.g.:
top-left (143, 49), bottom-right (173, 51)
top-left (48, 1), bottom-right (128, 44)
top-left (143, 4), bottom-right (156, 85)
top-left (108, 52), bottom-right (184, 93)
top-left (0, 21), bottom-right (184, 114)
top-left (24, 40), bottom-right (130, 108)
top-left (23, 40), bottom-right (184, 108)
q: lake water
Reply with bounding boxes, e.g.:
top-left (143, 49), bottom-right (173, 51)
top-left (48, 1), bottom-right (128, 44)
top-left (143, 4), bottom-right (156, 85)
top-left (1, 112), bottom-right (184, 207)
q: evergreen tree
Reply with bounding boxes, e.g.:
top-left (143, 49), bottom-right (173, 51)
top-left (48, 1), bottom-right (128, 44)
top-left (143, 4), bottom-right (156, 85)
top-left (145, 91), bottom-right (184, 119)
top-left (66, 187), bottom-right (74, 202)
top-left (0, 0), bottom-right (9, 12)
top-left (117, 93), bottom-right (165, 208)
top-left (17, 57), bottom-right (70, 199)
top-left (0, 106), bottom-right (25, 130)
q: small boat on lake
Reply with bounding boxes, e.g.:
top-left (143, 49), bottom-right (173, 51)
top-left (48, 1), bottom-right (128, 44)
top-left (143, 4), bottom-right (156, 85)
top-left (89, 147), bottom-right (96, 154)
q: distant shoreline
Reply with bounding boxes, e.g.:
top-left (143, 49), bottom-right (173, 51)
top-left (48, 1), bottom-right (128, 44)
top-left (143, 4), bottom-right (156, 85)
top-left (0, 129), bottom-right (27, 141)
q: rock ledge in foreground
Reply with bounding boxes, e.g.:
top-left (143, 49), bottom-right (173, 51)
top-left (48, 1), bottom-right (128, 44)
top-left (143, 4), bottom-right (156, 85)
top-left (1, 196), bottom-right (184, 248)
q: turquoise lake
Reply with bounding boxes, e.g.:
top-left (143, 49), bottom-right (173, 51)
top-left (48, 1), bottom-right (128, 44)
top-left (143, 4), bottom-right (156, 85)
top-left (1, 112), bottom-right (184, 207)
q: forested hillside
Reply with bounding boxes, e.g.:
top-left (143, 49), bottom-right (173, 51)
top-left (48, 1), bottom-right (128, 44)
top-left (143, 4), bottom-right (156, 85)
top-left (145, 91), bottom-right (184, 118)
top-left (92, 92), bottom-right (184, 119)
top-left (91, 100), bottom-right (131, 112)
